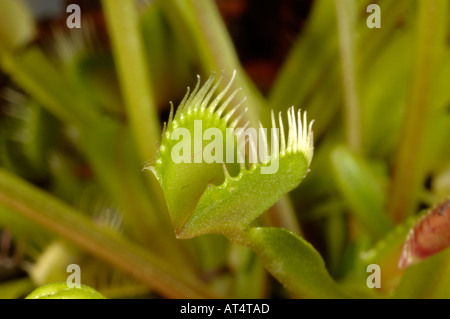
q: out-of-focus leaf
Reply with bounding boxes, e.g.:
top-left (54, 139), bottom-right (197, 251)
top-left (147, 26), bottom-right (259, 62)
top-left (244, 227), bottom-right (349, 298)
top-left (361, 30), bottom-right (413, 157)
top-left (0, 93), bottom-right (59, 181)
top-left (140, 3), bottom-right (193, 108)
top-left (387, 0), bottom-right (448, 223)
top-left (0, 48), bottom-right (99, 126)
top-left (228, 244), bottom-right (266, 298)
top-left (28, 240), bottom-right (151, 298)
top-left (394, 250), bottom-right (450, 299)
top-left (433, 162), bottom-right (450, 202)
top-left (358, 216), bottom-right (414, 294)
top-left (324, 206), bottom-right (347, 277)
top-left (331, 146), bottom-right (394, 239)
top-left (28, 241), bottom-right (80, 286)
top-left (269, 0), bottom-right (338, 112)
top-left (0, 205), bottom-right (51, 252)
top-left (0, 278), bottom-right (34, 299)
top-left (424, 113), bottom-right (450, 178)
top-left (0, 0), bottom-right (35, 52)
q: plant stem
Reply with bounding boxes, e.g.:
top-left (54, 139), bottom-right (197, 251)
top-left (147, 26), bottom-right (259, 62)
top-left (230, 227), bottom-right (351, 299)
top-left (0, 168), bottom-right (219, 299)
top-left (334, 0), bottom-right (362, 154)
top-left (101, 0), bottom-right (161, 162)
top-left (101, 0), bottom-right (172, 240)
top-left (388, 0), bottom-right (447, 223)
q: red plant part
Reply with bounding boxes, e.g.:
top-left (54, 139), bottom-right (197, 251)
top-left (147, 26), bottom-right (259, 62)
top-left (398, 199), bottom-right (450, 269)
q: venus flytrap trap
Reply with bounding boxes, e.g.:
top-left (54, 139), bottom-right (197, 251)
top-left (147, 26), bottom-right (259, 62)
top-left (351, 198), bottom-right (450, 297)
top-left (398, 199), bottom-right (450, 269)
top-left (144, 71), bottom-right (246, 235)
top-left (145, 71), bottom-right (314, 240)
top-left (144, 71), bottom-right (351, 298)
top-left (178, 107), bottom-right (314, 240)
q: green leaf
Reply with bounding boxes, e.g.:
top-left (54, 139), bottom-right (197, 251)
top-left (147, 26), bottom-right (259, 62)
top-left (394, 251), bottom-right (450, 299)
top-left (357, 216), bottom-right (414, 294)
top-left (26, 282), bottom-right (106, 299)
top-left (244, 227), bottom-right (349, 298)
top-left (0, 48), bottom-right (99, 126)
top-left (331, 145), bottom-right (394, 239)
top-left (0, 278), bottom-right (35, 299)
top-left (180, 151), bottom-right (311, 238)
top-left (0, 168), bottom-right (217, 298)
top-left (0, 0), bottom-right (35, 53)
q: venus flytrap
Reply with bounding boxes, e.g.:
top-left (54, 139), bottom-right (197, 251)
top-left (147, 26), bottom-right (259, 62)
top-left (145, 72), bottom-right (351, 298)
top-left (145, 71), bottom-right (246, 235)
top-left (145, 72), bottom-right (314, 240)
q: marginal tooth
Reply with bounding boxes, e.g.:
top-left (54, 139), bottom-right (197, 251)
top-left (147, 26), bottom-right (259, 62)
top-left (238, 121), bottom-right (250, 133)
top-left (303, 111), bottom-right (308, 146)
top-left (307, 119), bottom-right (315, 162)
top-left (271, 109), bottom-right (277, 130)
top-left (278, 111), bottom-right (286, 156)
top-left (177, 87), bottom-right (190, 116)
top-left (209, 69), bottom-right (237, 112)
top-left (291, 107), bottom-right (297, 152)
top-left (270, 110), bottom-right (279, 161)
top-left (259, 122), bottom-right (268, 164)
top-left (297, 109), bottom-right (302, 152)
top-left (184, 75), bottom-right (201, 110)
top-left (308, 120), bottom-right (315, 148)
top-left (168, 102), bottom-right (174, 128)
top-left (161, 121), bottom-right (167, 139)
top-left (216, 88), bottom-right (241, 117)
top-left (287, 108), bottom-right (293, 152)
top-left (192, 72), bottom-right (216, 111)
top-left (248, 133), bottom-right (258, 167)
top-left (201, 72), bottom-right (224, 111)
top-left (233, 121), bottom-right (250, 141)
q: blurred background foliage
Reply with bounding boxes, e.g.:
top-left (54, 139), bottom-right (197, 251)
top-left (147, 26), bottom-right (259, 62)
top-left (0, 0), bottom-right (449, 298)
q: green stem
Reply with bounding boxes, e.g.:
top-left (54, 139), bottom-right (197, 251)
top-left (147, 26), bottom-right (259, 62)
top-left (101, 0), bottom-right (161, 162)
top-left (231, 227), bottom-right (351, 298)
top-left (334, 0), bottom-right (361, 153)
top-left (0, 168), bottom-right (219, 299)
top-left (101, 0), bottom-right (171, 242)
top-left (388, 0), bottom-right (447, 223)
